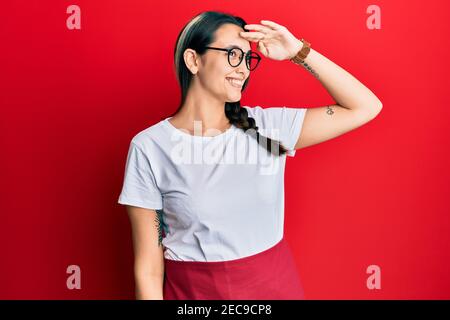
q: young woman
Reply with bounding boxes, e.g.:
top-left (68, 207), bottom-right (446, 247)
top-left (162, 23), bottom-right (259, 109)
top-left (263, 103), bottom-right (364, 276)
top-left (118, 10), bottom-right (382, 300)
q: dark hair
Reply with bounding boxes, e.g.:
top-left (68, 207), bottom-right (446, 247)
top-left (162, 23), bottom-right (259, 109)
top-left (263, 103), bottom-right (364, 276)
top-left (171, 10), bottom-right (290, 156)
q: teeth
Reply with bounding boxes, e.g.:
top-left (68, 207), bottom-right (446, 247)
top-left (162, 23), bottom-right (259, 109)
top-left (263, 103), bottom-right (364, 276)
top-left (226, 78), bottom-right (243, 87)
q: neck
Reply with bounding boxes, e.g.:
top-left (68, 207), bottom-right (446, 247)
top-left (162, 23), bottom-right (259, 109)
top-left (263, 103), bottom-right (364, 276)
top-left (175, 84), bottom-right (231, 135)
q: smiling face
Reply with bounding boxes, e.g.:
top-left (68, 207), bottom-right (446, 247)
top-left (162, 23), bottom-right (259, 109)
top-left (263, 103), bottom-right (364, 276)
top-left (197, 23), bottom-right (252, 103)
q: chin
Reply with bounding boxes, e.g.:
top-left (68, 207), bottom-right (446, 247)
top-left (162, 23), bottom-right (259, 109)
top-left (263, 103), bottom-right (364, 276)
top-left (226, 98), bottom-right (240, 103)
top-left (226, 93), bottom-right (242, 103)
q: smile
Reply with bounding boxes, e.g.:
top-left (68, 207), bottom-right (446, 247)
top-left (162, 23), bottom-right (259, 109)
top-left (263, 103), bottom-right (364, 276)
top-left (226, 77), bottom-right (243, 88)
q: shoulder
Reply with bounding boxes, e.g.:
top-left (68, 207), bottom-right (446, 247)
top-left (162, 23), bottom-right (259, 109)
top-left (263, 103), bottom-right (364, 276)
top-left (243, 105), bottom-right (306, 123)
top-left (242, 105), bottom-right (289, 119)
top-left (129, 119), bottom-right (166, 151)
top-left (242, 105), bottom-right (288, 128)
top-left (242, 105), bottom-right (264, 118)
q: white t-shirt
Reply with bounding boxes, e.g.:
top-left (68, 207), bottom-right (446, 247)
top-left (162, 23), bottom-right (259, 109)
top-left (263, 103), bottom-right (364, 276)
top-left (117, 105), bottom-right (307, 262)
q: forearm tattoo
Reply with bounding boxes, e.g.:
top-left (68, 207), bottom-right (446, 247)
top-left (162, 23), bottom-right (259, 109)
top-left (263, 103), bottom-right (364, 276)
top-left (300, 60), bottom-right (319, 79)
top-left (326, 105), bottom-right (335, 115)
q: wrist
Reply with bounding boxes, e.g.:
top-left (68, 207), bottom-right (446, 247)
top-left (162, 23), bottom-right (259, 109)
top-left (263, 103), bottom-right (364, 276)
top-left (289, 39), bottom-right (304, 60)
top-left (290, 38), bottom-right (311, 64)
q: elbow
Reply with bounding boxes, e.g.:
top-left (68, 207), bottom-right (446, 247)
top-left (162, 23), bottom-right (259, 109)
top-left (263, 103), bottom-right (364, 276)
top-left (134, 273), bottom-right (165, 300)
top-left (375, 101), bottom-right (383, 116)
top-left (375, 98), bottom-right (383, 112)
top-left (368, 100), bottom-right (383, 119)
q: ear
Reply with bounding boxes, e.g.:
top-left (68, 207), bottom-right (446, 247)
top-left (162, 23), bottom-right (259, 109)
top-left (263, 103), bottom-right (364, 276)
top-left (183, 48), bottom-right (201, 75)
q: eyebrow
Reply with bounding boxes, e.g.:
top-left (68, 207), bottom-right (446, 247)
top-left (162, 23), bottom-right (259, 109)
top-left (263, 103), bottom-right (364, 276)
top-left (225, 44), bottom-right (252, 52)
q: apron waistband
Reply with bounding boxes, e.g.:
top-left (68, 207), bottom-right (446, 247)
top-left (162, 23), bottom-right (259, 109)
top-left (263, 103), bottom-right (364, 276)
top-left (164, 237), bottom-right (287, 270)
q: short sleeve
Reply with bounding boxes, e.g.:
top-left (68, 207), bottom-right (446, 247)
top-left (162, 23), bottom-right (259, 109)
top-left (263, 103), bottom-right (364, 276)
top-left (117, 141), bottom-right (163, 210)
top-left (243, 106), bottom-right (307, 157)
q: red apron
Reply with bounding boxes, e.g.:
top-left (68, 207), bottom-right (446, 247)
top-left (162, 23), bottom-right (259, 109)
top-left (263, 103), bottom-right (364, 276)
top-left (163, 237), bottom-right (305, 300)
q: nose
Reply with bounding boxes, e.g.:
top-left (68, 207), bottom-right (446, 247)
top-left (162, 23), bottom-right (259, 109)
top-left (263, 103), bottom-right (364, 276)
top-left (235, 60), bottom-right (248, 78)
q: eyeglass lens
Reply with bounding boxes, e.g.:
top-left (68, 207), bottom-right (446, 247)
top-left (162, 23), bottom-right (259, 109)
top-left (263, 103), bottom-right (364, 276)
top-left (229, 48), bottom-right (259, 70)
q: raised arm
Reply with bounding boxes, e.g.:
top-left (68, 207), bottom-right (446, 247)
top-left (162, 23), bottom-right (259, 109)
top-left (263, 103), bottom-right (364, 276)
top-left (292, 40), bottom-right (383, 150)
top-left (240, 20), bottom-right (383, 151)
top-left (126, 205), bottom-right (165, 300)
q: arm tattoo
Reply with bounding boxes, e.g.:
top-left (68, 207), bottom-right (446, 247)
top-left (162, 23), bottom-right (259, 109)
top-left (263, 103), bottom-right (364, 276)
top-left (300, 61), bottom-right (320, 79)
top-left (155, 210), bottom-right (167, 247)
top-left (326, 105), bottom-right (335, 115)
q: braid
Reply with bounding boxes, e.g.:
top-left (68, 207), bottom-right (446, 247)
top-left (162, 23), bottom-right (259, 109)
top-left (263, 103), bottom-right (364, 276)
top-left (225, 102), bottom-right (289, 156)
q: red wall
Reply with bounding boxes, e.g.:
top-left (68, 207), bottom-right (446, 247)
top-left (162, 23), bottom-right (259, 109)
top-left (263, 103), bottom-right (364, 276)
top-left (1, 0), bottom-right (449, 299)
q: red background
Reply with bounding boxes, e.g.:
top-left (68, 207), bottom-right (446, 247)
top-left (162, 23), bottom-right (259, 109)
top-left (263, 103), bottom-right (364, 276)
top-left (1, 0), bottom-right (449, 299)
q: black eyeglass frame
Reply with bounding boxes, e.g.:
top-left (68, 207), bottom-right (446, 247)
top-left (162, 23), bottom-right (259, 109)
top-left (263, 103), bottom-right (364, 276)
top-left (204, 46), bottom-right (262, 71)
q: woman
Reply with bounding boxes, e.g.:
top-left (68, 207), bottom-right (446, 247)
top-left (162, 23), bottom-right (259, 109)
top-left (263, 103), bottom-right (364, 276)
top-left (118, 10), bottom-right (382, 300)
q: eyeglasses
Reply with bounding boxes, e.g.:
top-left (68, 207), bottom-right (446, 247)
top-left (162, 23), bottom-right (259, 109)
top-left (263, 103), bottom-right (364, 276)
top-left (204, 46), bottom-right (261, 71)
